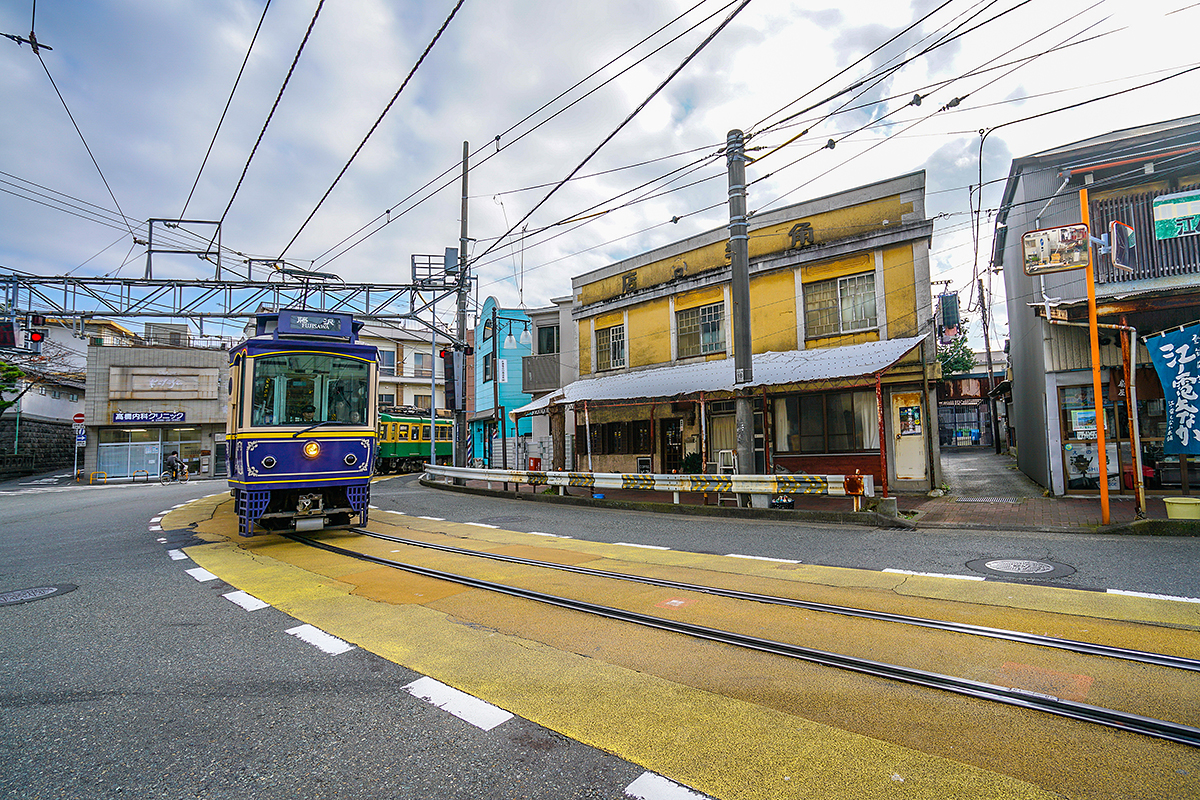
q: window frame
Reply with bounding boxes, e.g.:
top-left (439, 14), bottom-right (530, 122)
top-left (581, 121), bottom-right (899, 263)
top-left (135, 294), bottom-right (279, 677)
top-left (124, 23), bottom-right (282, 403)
top-left (676, 301), bottom-right (725, 358)
top-left (596, 324), bottom-right (625, 371)
top-left (804, 271), bottom-right (877, 339)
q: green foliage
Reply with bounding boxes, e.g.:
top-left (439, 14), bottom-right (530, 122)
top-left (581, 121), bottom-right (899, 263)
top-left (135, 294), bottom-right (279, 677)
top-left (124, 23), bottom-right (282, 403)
top-left (937, 329), bottom-right (976, 377)
top-left (0, 361), bottom-right (25, 414)
top-left (681, 452), bottom-right (702, 473)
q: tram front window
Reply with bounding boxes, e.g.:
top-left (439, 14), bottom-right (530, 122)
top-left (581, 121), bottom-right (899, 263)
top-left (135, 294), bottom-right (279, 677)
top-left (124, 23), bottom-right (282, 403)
top-left (251, 353), bottom-right (371, 426)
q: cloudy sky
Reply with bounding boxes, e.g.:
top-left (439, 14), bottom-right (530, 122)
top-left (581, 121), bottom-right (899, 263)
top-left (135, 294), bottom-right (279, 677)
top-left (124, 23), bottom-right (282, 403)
top-left (2, 0), bottom-right (1198, 349)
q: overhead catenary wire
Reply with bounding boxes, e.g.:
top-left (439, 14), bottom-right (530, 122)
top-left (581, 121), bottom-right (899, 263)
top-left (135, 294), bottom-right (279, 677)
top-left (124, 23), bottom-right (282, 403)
top-left (179, 0), bottom-right (272, 218)
top-left (276, 0), bottom-right (467, 261)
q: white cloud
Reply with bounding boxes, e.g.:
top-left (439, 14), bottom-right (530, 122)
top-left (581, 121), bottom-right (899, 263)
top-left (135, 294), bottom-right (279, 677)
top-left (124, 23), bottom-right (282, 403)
top-left (1, 0), bottom-right (1198, 344)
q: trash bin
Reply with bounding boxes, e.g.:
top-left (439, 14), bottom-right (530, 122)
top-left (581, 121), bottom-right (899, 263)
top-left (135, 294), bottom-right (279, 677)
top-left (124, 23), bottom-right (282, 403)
top-left (1163, 497), bottom-right (1200, 519)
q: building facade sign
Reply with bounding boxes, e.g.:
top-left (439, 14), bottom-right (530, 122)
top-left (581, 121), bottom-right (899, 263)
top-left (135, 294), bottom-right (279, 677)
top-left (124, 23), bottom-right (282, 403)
top-left (112, 411), bottom-right (186, 423)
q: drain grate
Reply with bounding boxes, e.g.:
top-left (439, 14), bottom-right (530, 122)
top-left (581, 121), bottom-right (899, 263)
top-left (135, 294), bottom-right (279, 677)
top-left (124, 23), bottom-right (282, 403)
top-left (954, 496), bottom-right (1022, 503)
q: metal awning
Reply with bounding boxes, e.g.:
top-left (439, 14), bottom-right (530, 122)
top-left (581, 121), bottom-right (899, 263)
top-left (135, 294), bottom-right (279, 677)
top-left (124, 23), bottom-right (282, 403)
top-left (512, 335), bottom-right (926, 419)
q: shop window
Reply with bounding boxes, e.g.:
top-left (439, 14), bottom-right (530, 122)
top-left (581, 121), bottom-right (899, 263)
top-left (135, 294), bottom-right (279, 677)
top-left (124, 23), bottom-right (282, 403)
top-left (804, 273), bottom-right (877, 338)
top-left (632, 420), bottom-right (652, 452)
top-left (774, 391), bottom-right (879, 453)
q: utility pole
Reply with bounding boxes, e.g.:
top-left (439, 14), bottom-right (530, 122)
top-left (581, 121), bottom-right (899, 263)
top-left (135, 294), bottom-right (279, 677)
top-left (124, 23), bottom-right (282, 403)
top-left (978, 277), bottom-right (1000, 453)
top-left (727, 129), bottom-right (755, 505)
top-left (456, 141), bottom-right (470, 471)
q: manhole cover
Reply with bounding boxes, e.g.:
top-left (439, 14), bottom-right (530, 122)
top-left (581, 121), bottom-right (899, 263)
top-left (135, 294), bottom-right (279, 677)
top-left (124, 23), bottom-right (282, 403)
top-left (966, 558), bottom-right (1075, 580)
top-left (0, 584), bottom-right (77, 607)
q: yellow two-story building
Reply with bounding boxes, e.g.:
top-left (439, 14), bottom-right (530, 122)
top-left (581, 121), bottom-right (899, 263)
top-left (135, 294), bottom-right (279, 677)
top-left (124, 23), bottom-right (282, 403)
top-left (519, 171), bottom-right (941, 494)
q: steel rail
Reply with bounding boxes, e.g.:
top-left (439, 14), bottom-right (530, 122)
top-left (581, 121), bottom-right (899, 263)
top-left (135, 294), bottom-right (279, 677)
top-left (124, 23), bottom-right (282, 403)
top-left (351, 528), bottom-right (1200, 674)
top-left (292, 533), bottom-right (1200, 748)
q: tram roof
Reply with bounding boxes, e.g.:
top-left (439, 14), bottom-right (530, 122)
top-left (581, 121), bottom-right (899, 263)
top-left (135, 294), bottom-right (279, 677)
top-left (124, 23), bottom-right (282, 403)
top-left (230, 335), bottom-right (380, 361)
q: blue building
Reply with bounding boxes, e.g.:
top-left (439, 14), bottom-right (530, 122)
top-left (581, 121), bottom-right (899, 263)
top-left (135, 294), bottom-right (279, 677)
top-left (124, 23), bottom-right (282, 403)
top-left (468, 297), bottom-right (533, 467)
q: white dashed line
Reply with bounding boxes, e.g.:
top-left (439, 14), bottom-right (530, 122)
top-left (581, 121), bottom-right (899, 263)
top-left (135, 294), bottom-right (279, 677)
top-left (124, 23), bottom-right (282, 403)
top-left (417, 516), bottom-right (445, 521)
top-left (149, 516), bottom-right (162, 523)
top-left (167, 549), bottom-right (188, 561)
top-left (883, 568), bottom-right (984, 581)
top-left (615, 542), bottom-right (670, 550)
top-left (149, 525), bottom-right (162, 531)
top-left (185, 567), bottom-right (218, 582)
top-left (1107, 589), bottom-right (1200, 604)
top-left (402, 676), bottom-right (513, 731)
top-left (624, 772), bottom-right (712, 799)
top-left (725, 553), bottom-right (802, 564)
top-left (528, 531), bottom-right (568, 538)
top-left (285, 624), bottom-right (354, 655)
top-left (464, 522), bottom-right (499, 528)
top-left (223, 590), bottom-right (269, 611)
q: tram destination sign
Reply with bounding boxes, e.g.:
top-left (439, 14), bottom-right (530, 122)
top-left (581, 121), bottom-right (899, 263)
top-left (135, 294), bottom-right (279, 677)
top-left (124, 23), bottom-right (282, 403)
top-left (1153, 189), bottom-right (1200, 241)
top-left (278, 310), bottom-right (352, 338)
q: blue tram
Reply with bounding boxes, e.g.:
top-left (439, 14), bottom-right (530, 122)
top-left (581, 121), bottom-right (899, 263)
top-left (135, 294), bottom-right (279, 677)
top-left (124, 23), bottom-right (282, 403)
top-left (227, 310), bottom-right (377, 536)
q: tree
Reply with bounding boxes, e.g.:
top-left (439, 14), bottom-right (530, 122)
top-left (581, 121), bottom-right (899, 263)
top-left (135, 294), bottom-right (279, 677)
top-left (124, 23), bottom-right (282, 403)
top-left (0, 360), bottom-right (25, 414)
top-left (937, 327), bottom-right (976, 376)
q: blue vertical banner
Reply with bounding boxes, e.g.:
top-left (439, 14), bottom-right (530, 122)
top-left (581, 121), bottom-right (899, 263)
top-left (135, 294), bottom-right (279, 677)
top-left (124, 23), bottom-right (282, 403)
top-left (1148, 323), bottom-right (1200, 454)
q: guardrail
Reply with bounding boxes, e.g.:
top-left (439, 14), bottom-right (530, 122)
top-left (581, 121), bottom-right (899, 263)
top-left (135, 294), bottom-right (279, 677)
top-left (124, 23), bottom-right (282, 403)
top-left (424, 464), bottom-right (874, 505)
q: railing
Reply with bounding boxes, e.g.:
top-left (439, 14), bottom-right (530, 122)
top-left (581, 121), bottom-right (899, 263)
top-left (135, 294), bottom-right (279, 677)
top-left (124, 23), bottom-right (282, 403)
top-left (424, 464), bottom-right (874, 503)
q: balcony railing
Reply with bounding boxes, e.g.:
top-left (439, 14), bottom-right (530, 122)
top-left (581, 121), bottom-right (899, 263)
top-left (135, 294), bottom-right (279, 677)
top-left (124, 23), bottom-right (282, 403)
top-left (523, 353), bottom-right (560, 393)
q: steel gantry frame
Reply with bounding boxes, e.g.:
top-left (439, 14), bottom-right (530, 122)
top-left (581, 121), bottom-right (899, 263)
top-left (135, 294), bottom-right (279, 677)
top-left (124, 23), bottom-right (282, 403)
top-left (0, 274), bottom-right (468, 339)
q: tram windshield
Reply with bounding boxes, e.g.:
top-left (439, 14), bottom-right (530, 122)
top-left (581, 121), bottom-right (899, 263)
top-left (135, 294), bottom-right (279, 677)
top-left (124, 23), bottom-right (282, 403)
top-left (250, 352), bottom-right (371, 427)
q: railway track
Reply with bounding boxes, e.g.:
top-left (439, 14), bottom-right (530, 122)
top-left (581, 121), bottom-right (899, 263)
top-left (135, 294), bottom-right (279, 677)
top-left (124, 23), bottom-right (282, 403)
top-left (289, 528), bottom-right (1200, 748)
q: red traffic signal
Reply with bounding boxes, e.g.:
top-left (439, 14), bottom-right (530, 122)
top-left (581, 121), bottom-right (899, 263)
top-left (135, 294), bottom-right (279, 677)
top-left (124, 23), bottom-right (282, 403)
top-left (28, 330), bottom-right (45, 343)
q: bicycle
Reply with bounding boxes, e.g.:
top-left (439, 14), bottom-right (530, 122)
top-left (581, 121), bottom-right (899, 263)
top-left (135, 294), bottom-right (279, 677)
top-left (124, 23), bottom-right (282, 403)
top-left (160, 466), bottom-right (190, 485)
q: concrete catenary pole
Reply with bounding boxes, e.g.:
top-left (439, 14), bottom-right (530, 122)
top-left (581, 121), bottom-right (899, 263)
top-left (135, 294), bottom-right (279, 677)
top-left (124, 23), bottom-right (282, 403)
top-left (455, 142), bottom-right (470, 471)
top-left (727, 130), bottom-right (755, 505)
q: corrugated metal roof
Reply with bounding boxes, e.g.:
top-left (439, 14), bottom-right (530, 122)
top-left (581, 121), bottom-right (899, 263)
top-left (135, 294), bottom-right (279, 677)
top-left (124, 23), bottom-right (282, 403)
top-left (513, 335), bottom-right (926, 417)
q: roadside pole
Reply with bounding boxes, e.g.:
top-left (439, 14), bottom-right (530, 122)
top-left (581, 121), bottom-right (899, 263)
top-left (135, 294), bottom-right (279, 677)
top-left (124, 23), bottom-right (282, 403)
top-left (455, 142), bottom-right (470, 476)
top-left (727, 129), bottom-right (755, 506)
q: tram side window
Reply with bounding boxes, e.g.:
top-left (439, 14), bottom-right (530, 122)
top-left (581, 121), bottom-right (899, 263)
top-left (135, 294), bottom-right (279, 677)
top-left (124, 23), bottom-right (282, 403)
top-left (396, 425), bottom-right (409, 442)
top-left (436, 425), bottom-right (452, 441)
top-left (421, 425), bottom-right (431, 441)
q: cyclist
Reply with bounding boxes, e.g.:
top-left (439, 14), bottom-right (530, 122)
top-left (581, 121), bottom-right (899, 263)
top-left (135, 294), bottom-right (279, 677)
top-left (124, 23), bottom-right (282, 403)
top-left (164, 451), bottom-right (185, 482)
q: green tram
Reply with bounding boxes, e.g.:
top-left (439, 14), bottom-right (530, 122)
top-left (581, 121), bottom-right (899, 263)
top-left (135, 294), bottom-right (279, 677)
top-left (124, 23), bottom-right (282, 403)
top-left (376, 409), bottom-right (453, 473)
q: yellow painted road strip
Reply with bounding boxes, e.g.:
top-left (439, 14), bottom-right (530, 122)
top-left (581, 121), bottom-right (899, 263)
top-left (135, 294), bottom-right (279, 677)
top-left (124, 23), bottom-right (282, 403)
top-left (166, 497), bottom-right (1200, 800)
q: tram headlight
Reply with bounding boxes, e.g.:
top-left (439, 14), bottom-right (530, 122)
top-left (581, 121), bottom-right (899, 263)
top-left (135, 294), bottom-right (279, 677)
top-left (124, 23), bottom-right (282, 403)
top-left (344, 453), bottom-right (357, 466)
top-left (302, 440), bottom-right (321, 459)
top-left (261, 456), bottom-right (277, 469)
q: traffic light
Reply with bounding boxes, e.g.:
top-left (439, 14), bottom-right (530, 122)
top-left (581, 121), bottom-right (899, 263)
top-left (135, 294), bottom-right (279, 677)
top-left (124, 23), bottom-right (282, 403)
top-left (27, 328), bottom-right (45, 354)
top-left (440, 348), bottom-right (464, 411)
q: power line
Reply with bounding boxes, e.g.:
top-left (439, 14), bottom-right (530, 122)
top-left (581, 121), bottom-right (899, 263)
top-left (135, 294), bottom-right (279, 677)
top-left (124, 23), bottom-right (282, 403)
top-left (473, 0), bottom-right (755, 265)
top-left (276, 0), bottom-right (467, 260)
top-left (218, 0), bottom-right (327, 226)
top-left (179, 0), bottom-right (272, 218)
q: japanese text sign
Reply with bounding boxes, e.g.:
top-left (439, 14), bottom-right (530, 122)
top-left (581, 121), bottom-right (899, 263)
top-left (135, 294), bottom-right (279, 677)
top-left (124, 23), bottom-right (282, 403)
top-left (1148, 323), bottom-right (1200, 454)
